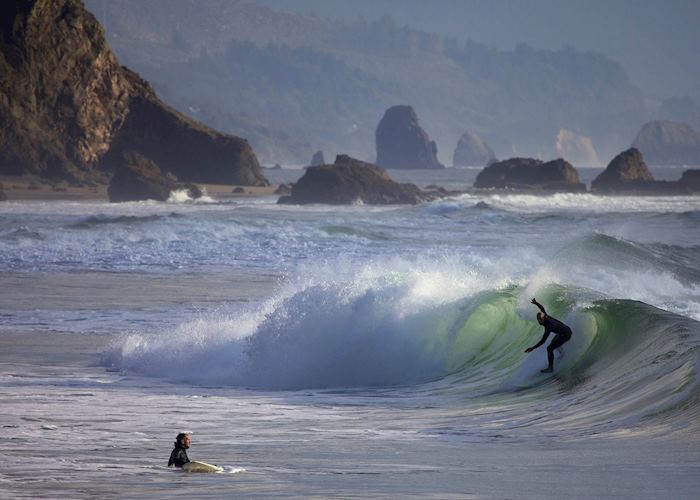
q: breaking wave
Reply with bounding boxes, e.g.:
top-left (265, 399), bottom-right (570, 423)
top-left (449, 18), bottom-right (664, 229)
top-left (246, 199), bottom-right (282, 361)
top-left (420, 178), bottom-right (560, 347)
top-left (104, 249), bottom-right (700, 434)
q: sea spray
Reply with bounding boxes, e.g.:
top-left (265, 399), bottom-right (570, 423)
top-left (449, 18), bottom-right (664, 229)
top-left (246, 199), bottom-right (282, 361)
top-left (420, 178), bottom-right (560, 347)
top-left (105, 256), bottom-right (524, 389)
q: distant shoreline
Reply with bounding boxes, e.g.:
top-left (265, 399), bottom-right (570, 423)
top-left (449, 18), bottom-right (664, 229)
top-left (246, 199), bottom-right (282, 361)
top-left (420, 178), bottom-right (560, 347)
top-left (0, 176), bottom-right (279, 202)
top-left (3, 174), bottom-right (698, 202)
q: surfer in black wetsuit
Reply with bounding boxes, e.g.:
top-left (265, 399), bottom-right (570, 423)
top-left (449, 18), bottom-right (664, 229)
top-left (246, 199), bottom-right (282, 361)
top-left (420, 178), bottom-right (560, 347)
top-left (168, 432), bottom-right (191, 467)
top-left (525, 298), bottom-right (572, 373)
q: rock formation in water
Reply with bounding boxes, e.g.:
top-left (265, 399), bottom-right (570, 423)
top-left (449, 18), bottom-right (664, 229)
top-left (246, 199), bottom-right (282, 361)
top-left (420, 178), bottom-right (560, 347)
top-left (375, 105), bottom-right (443, 170)
top-left (278, 154), bottom-right (429, 205)
top-left (311, 150), bottom-right (325, 166)
top-left (474, 157), bottom-right (585, 191)
top-left (274, 183), bottom-right (292, 195)
top-left (0, 0), bottom-right (268, 186)
top-left (452, 131), bottom-right (496, 167)
top-left (591, 148), bottom-right (654, 191)
top-left (592, 148), bottom-right (700, 194)
top-left (107, 151), bottom-right (202, 202)
top-left (631, 121), bottom-right (700, 166)
top-left (679, 169), bottom-right (700, 190)
top-left (554, 129), bottom-right (601, 166)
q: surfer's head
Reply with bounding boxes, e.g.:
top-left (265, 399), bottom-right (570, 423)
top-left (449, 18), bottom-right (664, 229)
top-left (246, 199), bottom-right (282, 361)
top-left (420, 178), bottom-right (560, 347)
top-left (175, 432), bottom-right (192, 449)
top-left (536, 312), bottom-right (545, 325)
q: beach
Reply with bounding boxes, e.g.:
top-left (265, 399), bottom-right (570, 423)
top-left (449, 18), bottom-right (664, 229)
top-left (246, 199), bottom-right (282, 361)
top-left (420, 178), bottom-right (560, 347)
top-left (0, 175), bottom-right (279, 202)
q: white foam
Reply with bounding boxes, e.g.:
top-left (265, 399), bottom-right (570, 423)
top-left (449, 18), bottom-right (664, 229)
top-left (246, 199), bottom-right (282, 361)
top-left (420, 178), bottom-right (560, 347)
top-left (167, 189), bottom-right (215, 204)
top-left (454, 192), bottom-right (700, 214)
top-left (106, 256), bottom-right (519, 389)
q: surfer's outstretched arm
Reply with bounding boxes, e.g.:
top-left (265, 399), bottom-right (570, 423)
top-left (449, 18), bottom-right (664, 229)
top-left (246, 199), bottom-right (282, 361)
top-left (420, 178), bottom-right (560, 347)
top-left (531, 297), bottom-right (546, 315)
top-left (525, 331), bottom-right (550, 352)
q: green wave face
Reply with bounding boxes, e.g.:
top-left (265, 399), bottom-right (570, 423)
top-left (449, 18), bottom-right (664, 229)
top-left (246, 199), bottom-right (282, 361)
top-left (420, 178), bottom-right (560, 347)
top-left (426, 286), bottom-right (700, 435)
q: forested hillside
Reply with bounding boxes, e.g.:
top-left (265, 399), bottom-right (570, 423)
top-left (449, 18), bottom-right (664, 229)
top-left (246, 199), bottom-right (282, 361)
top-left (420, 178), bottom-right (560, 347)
top-left (86, 0), bottom-right (646, 164)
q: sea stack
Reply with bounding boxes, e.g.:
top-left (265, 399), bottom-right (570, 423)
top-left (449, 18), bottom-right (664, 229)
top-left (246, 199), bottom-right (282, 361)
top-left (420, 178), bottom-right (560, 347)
top-left (278, 154), bottom-right (428, 205)
top-left (375, 105), bottom-right (444, 170)
top-left (591, 148), bottom-right (654, 192)
top-left (452, 131), bottom-right (496, 167)
top-left (474, 157), bottom-right (585, 191)
top-left (311, 151), bottom-right (325, 166)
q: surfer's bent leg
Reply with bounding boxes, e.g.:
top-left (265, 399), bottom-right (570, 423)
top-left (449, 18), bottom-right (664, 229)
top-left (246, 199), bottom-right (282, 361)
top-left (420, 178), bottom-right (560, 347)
top-left (546, 329), bottom-right (572, 370)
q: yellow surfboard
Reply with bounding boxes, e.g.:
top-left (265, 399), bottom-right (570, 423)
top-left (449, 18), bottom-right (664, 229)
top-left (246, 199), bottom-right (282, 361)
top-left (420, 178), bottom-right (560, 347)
top-left (182, 460), bottom-right (224, 473)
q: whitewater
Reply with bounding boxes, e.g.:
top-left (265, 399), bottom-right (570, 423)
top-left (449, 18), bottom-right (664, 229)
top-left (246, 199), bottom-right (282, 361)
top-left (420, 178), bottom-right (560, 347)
top-left (1, 167), bottom-right (699, 498)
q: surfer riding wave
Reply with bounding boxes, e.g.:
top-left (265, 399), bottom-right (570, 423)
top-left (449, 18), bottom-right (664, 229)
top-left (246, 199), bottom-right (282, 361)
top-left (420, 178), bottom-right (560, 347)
top-left (524, 297), bottom-right (573, 373)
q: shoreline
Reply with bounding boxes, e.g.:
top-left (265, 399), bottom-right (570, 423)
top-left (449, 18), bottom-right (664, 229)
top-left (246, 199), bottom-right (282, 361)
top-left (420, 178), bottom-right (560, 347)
top-left (0, 175), bottom-right (279, 201)
top-left (2, 174), bottom-right (699, 203)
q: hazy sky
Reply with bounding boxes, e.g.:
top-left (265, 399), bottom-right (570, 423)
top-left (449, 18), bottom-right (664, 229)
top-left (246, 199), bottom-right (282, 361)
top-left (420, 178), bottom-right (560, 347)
top-left (256, 0), bottom-right (700, 103)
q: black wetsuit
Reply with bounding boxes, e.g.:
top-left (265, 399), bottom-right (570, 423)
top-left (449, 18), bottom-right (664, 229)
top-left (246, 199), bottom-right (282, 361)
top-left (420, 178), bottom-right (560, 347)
top-left (168, 444), bottom-right (190, 467)
top-left (530, 302), bottom-right (572, 370)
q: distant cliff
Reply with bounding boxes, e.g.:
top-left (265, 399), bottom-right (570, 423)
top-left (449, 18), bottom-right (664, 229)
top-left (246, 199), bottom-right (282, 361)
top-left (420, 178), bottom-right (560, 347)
top-left (631, 121), bottom-right (700, 166)
top-left (0, 0), bottom-right (268, 186)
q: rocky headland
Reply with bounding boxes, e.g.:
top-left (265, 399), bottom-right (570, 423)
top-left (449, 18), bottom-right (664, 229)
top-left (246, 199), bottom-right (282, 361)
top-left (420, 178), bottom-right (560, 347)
top-left (0, 0), bottom-right (268, 189)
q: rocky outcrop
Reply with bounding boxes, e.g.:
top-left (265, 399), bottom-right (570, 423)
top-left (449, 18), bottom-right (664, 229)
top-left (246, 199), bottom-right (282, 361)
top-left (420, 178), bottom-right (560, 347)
top-left (0, 0), bottom-right (268, 186)
top-left (107, 151), bottom-right (203, 202)
top-left (591, 148), bottom-right (700, 194)
top-left (631, 121), bottom-right (700, 166)
top-left (375, 105), bottom-right (443, 170)
top-left (474, 157), bottom-right (585, 191)
top-left (98, 67), bottom-right (268, 185)
top-left (591, 148), bottom-right (654, 192)
top-left (554, 129), bottom-right (600, 166)
top-left (311, 150), bottom-right (325, 166)
top-left (0, 182), bottom-right (7, 201)
top-left (679, 169), bottom-right (700, 190)
top-left (0, 0), bottom-right (129, 183)
top-left (107, 153), bottom-right (177, 202)
top-left (274, 183), bottom-right (292, 195)
top-left (278, 154), bottom-right (429, 205)
top-left (452, 131), bottom-right (496, 167)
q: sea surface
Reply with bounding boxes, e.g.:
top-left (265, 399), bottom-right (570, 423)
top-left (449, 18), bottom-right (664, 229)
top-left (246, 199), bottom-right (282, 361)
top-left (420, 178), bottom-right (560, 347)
top-left (1, 166), bottom-right (699, 498)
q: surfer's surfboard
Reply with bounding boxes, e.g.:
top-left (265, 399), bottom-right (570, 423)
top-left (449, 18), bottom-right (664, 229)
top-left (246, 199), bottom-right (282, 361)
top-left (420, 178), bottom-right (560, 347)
top-left (182, 460), bottom-right (224, 473)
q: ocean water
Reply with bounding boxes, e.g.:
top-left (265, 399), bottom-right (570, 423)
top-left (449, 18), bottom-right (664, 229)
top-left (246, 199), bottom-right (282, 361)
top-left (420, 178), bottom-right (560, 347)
top-left (1, 168), bottom-right (699, 498)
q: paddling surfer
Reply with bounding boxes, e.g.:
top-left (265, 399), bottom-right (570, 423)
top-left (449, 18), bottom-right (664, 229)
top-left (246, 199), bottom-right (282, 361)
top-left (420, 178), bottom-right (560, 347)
top-left (168, 432), bottom-right (192, 467)
top-left (524, 298), bottom-right (572, 373)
